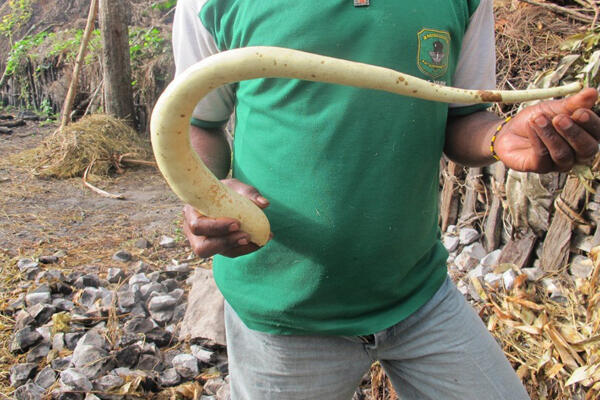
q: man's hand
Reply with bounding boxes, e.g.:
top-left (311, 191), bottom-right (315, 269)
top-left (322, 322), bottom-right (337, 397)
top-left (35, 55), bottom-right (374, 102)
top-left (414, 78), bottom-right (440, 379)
top-left (495, 88), bottom-right (600, 173)
top-left (183, 178), bottom-right (270, 258)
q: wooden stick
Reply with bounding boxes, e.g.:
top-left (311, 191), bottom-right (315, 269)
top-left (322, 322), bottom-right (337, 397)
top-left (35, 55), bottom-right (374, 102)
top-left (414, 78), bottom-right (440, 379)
top-left (440, 160), bottom-right (461, 232)
top-left (59, 0), bottom-right (99, 130)
top-left (82, 160), bottom-right (125, 200)
top-left (518, 0), bottom-right (594, 24)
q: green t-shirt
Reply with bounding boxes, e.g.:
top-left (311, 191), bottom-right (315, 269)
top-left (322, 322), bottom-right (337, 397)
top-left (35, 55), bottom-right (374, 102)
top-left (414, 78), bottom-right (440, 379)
top-left (172, 0), bottom-right (495, 335)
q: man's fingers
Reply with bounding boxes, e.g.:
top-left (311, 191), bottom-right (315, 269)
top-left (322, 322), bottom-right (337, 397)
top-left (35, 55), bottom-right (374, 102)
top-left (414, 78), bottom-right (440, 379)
top-left (183, 204), bottom-right (240, 236)
top-left (553, 114), bottom-right (599, 163)
top-left (223, 178), bottom-right (270, 209)
top-left (562, 88), bottom-right (598, 114)
top-left (531, 115), bottom-right (575, 171)
top-left (525, 122), bottom-right (553, 173)
top-left (572, 108), bottom-right (600, 141)
top-left (183, 220), bottom-right (251, 258)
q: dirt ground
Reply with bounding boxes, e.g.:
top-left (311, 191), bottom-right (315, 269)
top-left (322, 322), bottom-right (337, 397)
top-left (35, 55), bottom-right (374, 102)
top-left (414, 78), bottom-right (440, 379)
top-left (0, 118), bottom-right (197, 391)
top-left (0, 120), bottom-right (186, 261)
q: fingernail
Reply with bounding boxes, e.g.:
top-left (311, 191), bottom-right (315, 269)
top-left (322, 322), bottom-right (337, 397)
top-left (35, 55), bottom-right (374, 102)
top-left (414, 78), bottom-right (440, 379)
top-left (257, 196), bottom-right (269, 206)
top-left (575, 110), bottom-right (590, 123)
top-left (535, 116), bottom-right (548, 128)
top-left (557, 116), bottom-right (572, 130)
top-left (238, 238), bottom-right (248, 246)
top-left (229, 223), bottom-right (240, 232)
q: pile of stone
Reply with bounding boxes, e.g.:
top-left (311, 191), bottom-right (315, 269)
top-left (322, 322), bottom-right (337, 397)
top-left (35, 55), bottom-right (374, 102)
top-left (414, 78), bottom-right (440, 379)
top-left (443, 225), bottom-right (595, 304)
top-left (7, 246), bottom-right (230, 400)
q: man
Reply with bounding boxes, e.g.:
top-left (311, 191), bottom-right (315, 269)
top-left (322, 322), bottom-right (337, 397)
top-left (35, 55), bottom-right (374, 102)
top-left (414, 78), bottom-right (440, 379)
top-left (173, 0), bottom-right (600, 398)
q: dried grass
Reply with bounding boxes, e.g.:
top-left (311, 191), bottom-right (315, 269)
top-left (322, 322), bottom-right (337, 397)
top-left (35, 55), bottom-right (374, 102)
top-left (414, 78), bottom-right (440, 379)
top-left (11, 114), bottom-right (151, 180)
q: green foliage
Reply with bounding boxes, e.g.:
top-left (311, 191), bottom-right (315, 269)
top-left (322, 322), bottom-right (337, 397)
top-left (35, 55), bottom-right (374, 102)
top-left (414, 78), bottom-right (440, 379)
top-left (0, 0), bottom-right (33, 41)
top-left (129, 27), bottom-right (166, 62)
top-left (151, 0), bottom-right (176, 12)
top-left (5, 31), bottom-right (48, 76)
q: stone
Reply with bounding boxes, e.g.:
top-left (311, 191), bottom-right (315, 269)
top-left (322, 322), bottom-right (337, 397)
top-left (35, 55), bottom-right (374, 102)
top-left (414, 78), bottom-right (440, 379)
top-left (158, 368), bottom-right (180, 387)
top-left (129, 273), bottom-right (150, 287)
top-left (11, 327), bottom-right (43, 353)
top-left (39, 255), bottom-right (59, 264)
top-left (36, 326), bottom-right (51, 342)
top-left (135, 238), bottom-right (152, 249)
top-left (216, 383), bottom-right (231, 400)
top-left (172, 354), bottom-right (199, 379)
top-left (159, 236), bottom-right (176, 248)
top-left (71, 332), bottom-right (110, 379)
top-left (166, 261), bottom-right (192, 275)
top-left (112, 250), bottom-right (132, 263)
top-left (148, 295), bottom-right (178, 324)
top-left (123, 317), bottom-right (156, 335)
top-left (79, 288), bottom-right (101, 309)
top-left (73, 274), bottom-right (101, 289)
top-left (14, 381), bottom-right (45, 400)
top-left (115, 345), bottom-right (141, 369)
top-left (137, 353), bottom-right (162, 371)
top-left (480, 249), bottom-right (502, 268)
top-left (53, 332), bottom-right (65, 352)
top-left (204, 378), bottom-right (226, 395)
top-left (484, 272), bottom-right (502, 288)
top-left (34, 366), bottom-right (57, 389)
top-left (116, 332), bottom-right (142, 348)
top-left (10, 362), bottom-right (38, 387)
top-left (542, 278), bottom-right (561, 295)
top-left (456, 280), bottom-right (469, 296)
top-left (28, 303), bottom-right (56, 326)
top-left (442, 235), bottom-right (459, 252)
top-left (7, 294), bottom-right (26, 312)
top-left (454, 243), bottom-right (486, 272)
top-left (14, 309), bottom-right (34, 331)
top-left (169, 288), bottom-right (185, 304)
top-left (17, 259), bottom-right (41, 280)
top-left (191, 345), bottom-right (214, 364)
top-left (570, 255), bottom-right (594, 279)
top-left (117, 286), bottom-right (141, 310)
top-left (64, 332), bottom-right (84, 350)
top-left (61, 368), bottom-right (93, 392)
top-left (502, 269), bottom-right (517, 291)
top-left (171, 303), bottom-right (187, 324)
top-left (53, 298), bottom-right (75, 312)
top-left (467, 264), bottom-right (487, 280)
top-left (25, 291), bottom-right (51, 307)
top-left (162, 279), bottom-right (179, 292)
top-left (148, 271), bottom-right (161, 282)
top-left (26, 343), bottom-right (51, 363)
top-left (459, 228), bottom-right (480, 245)
top-left (522, 267), bottom-right (543, 281)
top-left (446, 225), bottom-right (457, 235)
top-left (106, 268), bottom-right (125, 284)
top-left (51, 356), bottom-right (72, 371)
top-left (140, 282), bottom-right (166, 300)
top-left (145, 327), bottom-right (173, 347)
top-left (93, 373), bottom-right (124, 392)
top-left (179, 268), bottom-right (226, 346)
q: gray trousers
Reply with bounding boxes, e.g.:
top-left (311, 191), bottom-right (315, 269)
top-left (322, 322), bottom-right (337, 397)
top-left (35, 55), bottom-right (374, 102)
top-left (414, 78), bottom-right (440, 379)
top-left (224, 277), bottom-right (530, 400)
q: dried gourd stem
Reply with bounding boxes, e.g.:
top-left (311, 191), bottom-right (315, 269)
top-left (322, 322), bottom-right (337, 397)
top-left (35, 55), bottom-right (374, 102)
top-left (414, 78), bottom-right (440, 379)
top-left (82, 159), bottom-right (125, 200)
top-left (151, 46), bottom-right (584, 245)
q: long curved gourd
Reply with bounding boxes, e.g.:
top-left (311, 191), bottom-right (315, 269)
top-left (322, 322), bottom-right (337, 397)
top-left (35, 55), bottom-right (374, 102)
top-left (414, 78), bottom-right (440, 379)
top-left (150, 46), bottom-right (583, 246)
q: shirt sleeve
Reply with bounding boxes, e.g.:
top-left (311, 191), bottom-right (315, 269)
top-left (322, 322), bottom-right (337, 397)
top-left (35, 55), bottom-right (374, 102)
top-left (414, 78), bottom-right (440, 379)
top-left (172, 0), bottom-right (235, 128)
top-left (449, 0), bottom-right (496, 116)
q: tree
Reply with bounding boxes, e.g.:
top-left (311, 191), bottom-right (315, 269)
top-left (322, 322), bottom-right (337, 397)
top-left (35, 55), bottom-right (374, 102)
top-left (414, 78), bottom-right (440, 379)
top-left (98, 0), bottom-right (135, 126)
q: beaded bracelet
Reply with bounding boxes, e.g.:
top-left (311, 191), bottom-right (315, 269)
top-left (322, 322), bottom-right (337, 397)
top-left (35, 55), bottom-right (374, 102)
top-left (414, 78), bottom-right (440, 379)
top-left (490, 116), bottom-right (512, 161)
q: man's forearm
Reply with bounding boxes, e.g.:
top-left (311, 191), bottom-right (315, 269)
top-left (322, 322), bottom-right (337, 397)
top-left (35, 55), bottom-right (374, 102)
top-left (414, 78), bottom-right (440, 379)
top-left (444, 111), bottom-right (502, 167)
top-left (189, 125), bottom-right (232, 179)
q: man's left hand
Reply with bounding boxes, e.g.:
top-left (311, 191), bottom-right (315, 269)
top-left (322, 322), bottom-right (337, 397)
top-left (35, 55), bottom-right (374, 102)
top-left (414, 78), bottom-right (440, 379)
top-left (494, 88), bottom-right (600, 173)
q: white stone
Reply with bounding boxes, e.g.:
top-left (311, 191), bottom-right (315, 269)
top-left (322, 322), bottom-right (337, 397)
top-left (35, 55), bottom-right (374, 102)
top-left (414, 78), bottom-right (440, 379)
top-left (570, 255), bottom-right (594, 279)
top-left (468, 264), bottom-right (487, 280)
top-left (522, 267), bottom-right (543, 281)
top-left (446, 225), bottom-right (457, 235)
top-left (172, 354), bottom-right (199, 379)
top-left (502, 269), bottom-right (517, 290)
top-left (442, 235), bottom-right (460, 252)
top-left (454, 243), bottom-right (487, 272)
top-left (542, 278), bottom-right (560, 295)
top-left (484, 273), bottom-right (502, 288)
top-left (480, 249), bottom-right (502, 268)
top-left (160, 236), bottom-right (176, 248)
top-left (459, 228), bottom-right (480, 245)
top-left (456, 280), bottom-right (469, 296)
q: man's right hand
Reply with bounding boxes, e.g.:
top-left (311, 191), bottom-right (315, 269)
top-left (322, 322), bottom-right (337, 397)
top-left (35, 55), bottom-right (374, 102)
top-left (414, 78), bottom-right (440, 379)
top-left (182, 178), bottom-right (270, 258)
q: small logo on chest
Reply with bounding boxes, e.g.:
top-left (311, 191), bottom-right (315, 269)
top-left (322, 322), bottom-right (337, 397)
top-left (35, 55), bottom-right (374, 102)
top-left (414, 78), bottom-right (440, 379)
top-left (354, 0), bottom-right (369, 7)
top-left (417, 28), bottom-right (450, 80)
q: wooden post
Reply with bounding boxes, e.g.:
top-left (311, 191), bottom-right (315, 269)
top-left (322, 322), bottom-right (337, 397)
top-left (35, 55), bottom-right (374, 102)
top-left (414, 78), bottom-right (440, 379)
top-left (59, 0), bottom-right (99, 130)
top-left (540, 175), bottom-right (587, 272)
top-left (459, 167), bottom-right (483, 225)
top-left (98, 0), bottom-right (135, 125)
top-left (483, 163), bottom-right (506, 251)
top-left (440, 160), bottom-right (462, 232)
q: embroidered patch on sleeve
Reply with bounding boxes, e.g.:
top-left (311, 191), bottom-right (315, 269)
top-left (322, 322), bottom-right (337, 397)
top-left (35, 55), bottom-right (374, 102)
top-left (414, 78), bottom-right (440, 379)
top-left (417, 28), bottom-right (450, 80)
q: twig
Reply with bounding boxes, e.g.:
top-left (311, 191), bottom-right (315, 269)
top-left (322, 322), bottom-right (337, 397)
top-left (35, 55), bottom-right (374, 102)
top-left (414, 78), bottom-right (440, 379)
top-left (518, 0), bottom-right (594, 24)
top-left (82, 160), bottom-right (125, 200)
top-left (83, 79), bottom-right (104, 117)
